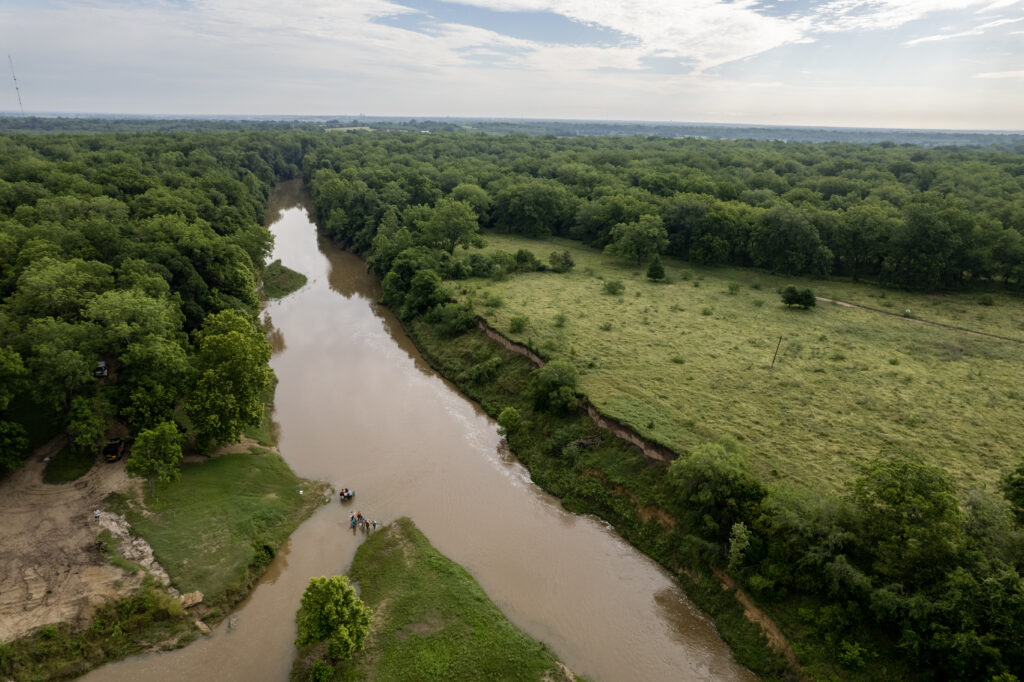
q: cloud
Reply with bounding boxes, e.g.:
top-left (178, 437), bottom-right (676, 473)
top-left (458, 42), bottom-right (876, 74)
top-left (974, 69), bottom-right (1024, 77)
top-left (904, 16), bottom-right (1024, 45)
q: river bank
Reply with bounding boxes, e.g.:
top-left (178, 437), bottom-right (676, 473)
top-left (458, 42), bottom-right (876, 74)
top-left (403, 318), bottom-right (790, 680)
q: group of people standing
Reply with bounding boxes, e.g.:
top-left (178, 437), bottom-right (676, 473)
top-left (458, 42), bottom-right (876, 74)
top-left (350, 510), bottom-right (376, 532)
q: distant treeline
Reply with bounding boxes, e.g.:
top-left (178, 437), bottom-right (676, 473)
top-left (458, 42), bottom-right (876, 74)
top-left (0, 130), bottom-right (316, 473)
top-left (4, 115), bottom-right (1023, 149)
top-left (370, 118), bottom-right (1024, 149)
top-left (303, 131), bottom-right (1024, 291)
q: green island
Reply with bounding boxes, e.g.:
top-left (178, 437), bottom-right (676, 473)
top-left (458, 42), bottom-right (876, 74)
top-left (1, 122), bottom-right (1024, 681)
top-left (263, 259), bottom-right (309, 300)
top-left (291, 517), bottom-right (574, 682)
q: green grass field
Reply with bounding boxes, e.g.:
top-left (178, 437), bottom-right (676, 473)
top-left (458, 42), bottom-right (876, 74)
top-left (459, 233), bottom-right (1024, 493)
top-left (114, 448), bottom-right (325, 605)
top-left (296, 517), bottom-right (573, 682)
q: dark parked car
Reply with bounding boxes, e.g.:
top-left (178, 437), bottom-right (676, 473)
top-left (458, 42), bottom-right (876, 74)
top-left (94, 360), bottom-right (108, 378)
top-left (103, 438), bottom-right (126, 462)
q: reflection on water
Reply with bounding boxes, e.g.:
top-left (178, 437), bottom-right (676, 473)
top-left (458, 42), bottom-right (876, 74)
top-left (84, 180), bottom-right (753, 682)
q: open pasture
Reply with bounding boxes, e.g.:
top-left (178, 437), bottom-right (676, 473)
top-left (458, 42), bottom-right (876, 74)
top-left (461, 233), bottom-right (1024, 493)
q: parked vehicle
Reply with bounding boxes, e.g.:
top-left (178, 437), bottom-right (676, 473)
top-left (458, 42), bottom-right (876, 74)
top-left (94, 360), bottom-right (108, 378)
top-left (103, 438), bottom-right (126, 462)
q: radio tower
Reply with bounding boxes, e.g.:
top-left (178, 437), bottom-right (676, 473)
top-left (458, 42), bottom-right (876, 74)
top-left (8, 55), bottom-right (25, 116)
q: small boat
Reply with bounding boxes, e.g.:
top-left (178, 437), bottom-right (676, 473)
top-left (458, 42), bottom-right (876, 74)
top-left (339, 488), bottom-right (355, 501)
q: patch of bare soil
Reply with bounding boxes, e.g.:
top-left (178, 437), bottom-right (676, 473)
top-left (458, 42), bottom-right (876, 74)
top-left (0, 437), bottom-right (143, 641)
top-left (714, 569), bottom-right (805, 678)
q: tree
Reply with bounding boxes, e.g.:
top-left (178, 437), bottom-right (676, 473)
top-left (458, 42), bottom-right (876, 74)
top-left (496, 406), bottom-right (521, 437)
top-left (750, 205), bottom-right (832, 276)
top-left (529, 361), bottom-right (579, 414)
top-left (125, 421), bottom-right (183, 499)
top-left (603, 214), bottom-right (668, 265)
top-left (401, 269), bottom-right (446, 319)
top-left (1000, 459), bottom-right (1024, 524)
top-left (416, 197), bottom-right (480, 254)
top-left (296, 576), bottom-right (372, 662)
top-left (186, 309), bottom-right (273, 453)
top-left (668, 439), bottom-right (766, 542)
top-left (781, 285), bottom-right (816, 309)
top-left (646, 255), bottom-right (666, 281)
top-left (0, 346), bottom-right (27, 411)
top-left (0, 421), bottom-right (29, 475)
top-left (851, 453), bottom-right (965, 587)
top-left (67, 395), bottom-right (108, 454)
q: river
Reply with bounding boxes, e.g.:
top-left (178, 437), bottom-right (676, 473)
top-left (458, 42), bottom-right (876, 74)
top-left (83, 180), bottom-right (753, 682)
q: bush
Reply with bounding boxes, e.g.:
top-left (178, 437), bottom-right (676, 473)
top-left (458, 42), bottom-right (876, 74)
top-left (509, 315), bottom-right (529, 333)
top-left (529, 361), bottom-right (579, 414)
top-left (781, 285), bottom-right (815, 309)
top-left (310, 659), bottom-right (334, 682)
top-left (428, 302), bottom-right (477, 338)
top-left (603, 280), bottom-right (625, 295)
top-left (727, 282), bottom-right (741, 295)
top-left (553, 313), bottom-right (567, 328)
top-left (979, 294), bottom-right (995, 306)
top-left (497, 407), bottom-right (521, 436)
top-left (549, 250), bottom-right (575, 273)
top-left (646, 256), bottom-right (666, 282)
top-left (514, 249), bottom-right (543, 272)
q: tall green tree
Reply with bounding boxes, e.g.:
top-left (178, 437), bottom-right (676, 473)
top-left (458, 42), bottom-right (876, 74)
top-left (186, 309), bottom-right (273, 452)
top-left (603, 214), bottom-right (668, 265)
top-left (125, 420), bottom-right (183, 499)
top-left (296, 576), bottom-right (372, 662)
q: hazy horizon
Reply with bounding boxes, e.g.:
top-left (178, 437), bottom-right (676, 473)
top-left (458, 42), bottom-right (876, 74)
top-left (3, 1), bottom-right (1023, 130)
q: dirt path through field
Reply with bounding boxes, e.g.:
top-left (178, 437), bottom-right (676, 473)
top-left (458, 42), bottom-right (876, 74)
top-left (0, 437), bottom-right (143, 642)
top-left (816, 295), bottom-right (1024, 343)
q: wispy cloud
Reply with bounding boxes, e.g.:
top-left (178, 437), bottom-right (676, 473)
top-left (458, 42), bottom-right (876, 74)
top-left (974, 69), bottom-right (1024, 77)
top-left (905, 16), bottom-right (1024, 45)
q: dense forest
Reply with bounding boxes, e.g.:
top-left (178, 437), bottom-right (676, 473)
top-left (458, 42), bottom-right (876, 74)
top-left (0, 130), bottom-right (313, 474)
top-left (304, 131), bottom-right (1024, 292)
top-left (3, 125), bottom-right (1024, 679)
top-left (302, 131), bottom-right (1024, 679)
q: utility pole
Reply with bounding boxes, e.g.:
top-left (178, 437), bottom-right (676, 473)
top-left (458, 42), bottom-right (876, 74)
top-left (8, 55), bottom-right (25, 116)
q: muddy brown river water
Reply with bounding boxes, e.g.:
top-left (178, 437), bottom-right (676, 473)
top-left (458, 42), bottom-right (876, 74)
top-left (83, 181), bottom-right (754, 682)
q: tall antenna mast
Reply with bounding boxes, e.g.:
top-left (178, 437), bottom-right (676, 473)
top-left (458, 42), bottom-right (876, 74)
top-left (8, 54), bottom-right (25, 116)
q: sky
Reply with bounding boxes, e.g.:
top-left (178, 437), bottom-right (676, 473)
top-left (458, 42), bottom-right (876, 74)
top-left (1, 0), bottom-right (1023, 129)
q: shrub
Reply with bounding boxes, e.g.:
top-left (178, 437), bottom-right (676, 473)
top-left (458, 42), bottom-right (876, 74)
top-left (781, 285), bottom-right (815, 309)
top-left (646, 256), bottom-right (666, 282)
top-left (727, 282), bottom-right (741, 295)
top-left (427, 302), bottom-right (477, 338)
top-left (549, 250), bottom-right (575, 273)
top-left (599, 321), bottom-right (613, 331)
top-left (514, 249), bottom-right (542, 272)
top-left (310, 659), bottom-right (334, 682)
top-left (701, 307), bottom-right (713, 316)
top-left (497, 407), bottom-right (521, 437)
top-left (603, 279), bottom-right (625, 295)
top-left (529, 361), bottom-right (579, 414)
top-left (509, 315), bottom-right (528, 333)
top-left (553, 313), bottom-right (567, 328)
top-left (979, 294), bottom-right (995, 306)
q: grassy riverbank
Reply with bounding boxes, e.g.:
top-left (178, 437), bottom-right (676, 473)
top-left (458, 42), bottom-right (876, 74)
top-left (292, 517), bottom-right (575, 682)
top-left (465, 232), bottom-right (1024, 494)
top-left (111, 448), bottom-right (326, 612)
